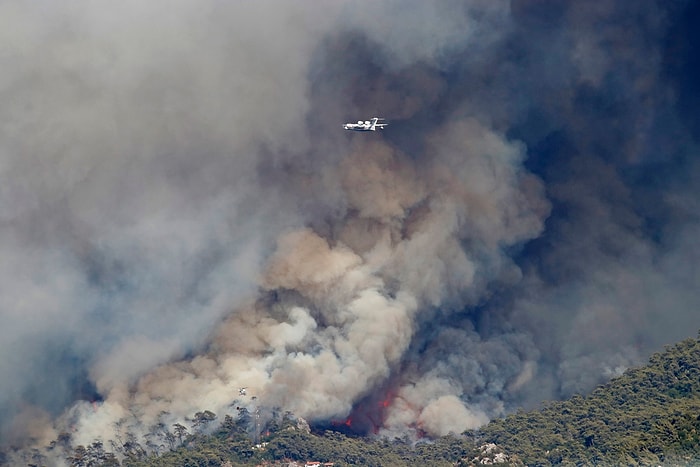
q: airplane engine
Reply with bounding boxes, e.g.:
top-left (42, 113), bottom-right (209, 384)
top-left (364, 121), bottom-right (370, 125)
top-left (357, 121), bottom-right (363, 124)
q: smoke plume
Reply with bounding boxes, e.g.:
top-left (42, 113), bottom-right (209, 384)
top-left (2, 0), bottom-right (700, 461)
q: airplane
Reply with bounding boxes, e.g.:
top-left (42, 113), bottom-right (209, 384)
top-left (343, 117), bottom-right (388, 131)
top-left (239, 387), bottom-right (247, 396)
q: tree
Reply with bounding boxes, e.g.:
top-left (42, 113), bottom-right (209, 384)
top-left (173, 423), bottom-right (189, 446)
top-left (193, 410), bottom-right (217, 432)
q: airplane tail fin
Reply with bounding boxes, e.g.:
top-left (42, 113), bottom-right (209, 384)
top-left (371, 117), bottom-right (387, 130)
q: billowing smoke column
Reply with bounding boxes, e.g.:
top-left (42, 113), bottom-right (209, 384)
top-left (2, 0), bottom-right (700, 461)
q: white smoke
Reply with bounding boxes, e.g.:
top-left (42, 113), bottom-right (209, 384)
top-left (39, 114), bottom-right (546, 449)
top-left (4, 0), bottom-right (700, 463)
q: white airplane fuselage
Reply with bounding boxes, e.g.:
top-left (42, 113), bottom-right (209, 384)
top-left (343, 117), bottom-right (387, 131)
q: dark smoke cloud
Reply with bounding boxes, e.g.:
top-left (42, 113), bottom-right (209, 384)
top-left (2, 0), bottom-right (700, 461)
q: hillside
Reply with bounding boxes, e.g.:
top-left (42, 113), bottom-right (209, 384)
top-left (15, 333), bottom-right (700, 466)
top-left (470, 333), bottom-right (700, 466)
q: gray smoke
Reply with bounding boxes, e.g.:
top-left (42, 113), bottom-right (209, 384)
top-left (2, 0), bottom-right (700, 461)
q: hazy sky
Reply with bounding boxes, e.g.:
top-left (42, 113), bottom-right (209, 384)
top-left (2, 0), bottom-right (700, 457)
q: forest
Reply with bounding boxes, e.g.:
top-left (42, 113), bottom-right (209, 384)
top-left (11, 332), bottom-right (700, 466)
